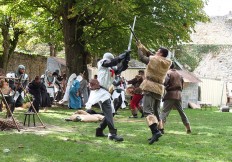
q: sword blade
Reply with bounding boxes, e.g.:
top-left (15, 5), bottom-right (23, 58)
top-left (128, 16), bottom-right (137, 50)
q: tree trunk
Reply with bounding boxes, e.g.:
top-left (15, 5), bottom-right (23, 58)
top-left (62, 1), bottom-right (88, 78)
top-left (1, 22), bottom-right (10, 72)
top-left (0, 17), bottom-right (23, 73)
top-left (49, 43), bottom-right (56, 57)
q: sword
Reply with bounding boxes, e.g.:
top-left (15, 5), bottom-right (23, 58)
top-left (128, 16), bottom-right (137, 50)
top-left (129, 25), bottom-right (154, 56)
top-left (129, 25), bottom-right (139, 42)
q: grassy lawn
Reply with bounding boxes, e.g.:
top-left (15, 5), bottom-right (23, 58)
top-left (0, 106), bottom-right (232, 162)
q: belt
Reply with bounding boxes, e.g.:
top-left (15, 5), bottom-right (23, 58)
top-left (146, 76), bottom-right (163, 85)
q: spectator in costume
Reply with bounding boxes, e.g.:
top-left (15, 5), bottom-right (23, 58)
top-left (58, 73), bottom-right (77, 105)
top-left (52, 70), bottom-right (63, 102)
top-left (111, 74), bottom-right (127, 113)
top-left (43, 70), bottom-right (56, 104)
top-left (0, 79), bottom-right (15, 118)
top-left (6, 65), bottom-right (29, 107)
top-left (27, 76), bottom-right (46, 113)
top-left (68, 75), bottom-right (82, 109)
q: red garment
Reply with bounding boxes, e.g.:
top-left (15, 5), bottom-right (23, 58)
top-left (110, 69), bottom-right (115, 77)
top-left (130, 94), bottom-right (143, 110)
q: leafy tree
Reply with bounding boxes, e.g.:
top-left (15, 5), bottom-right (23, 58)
top-left (18, 9), bottom-right (64, 57)
top-left (0, 1), bottom-right (33, 71)
top-left (1, 0), bottom-right (209, 76)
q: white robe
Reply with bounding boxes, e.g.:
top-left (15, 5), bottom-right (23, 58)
top-left (86, 58), bottom-right (115, 112)
top-left (111, 83), bottom-right (127, 109)
top-left (61, 73), bottom-right (77, 102)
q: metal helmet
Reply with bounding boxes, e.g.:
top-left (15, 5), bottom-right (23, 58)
top-left (18, 65), bottom-right (25, 70)
top-left (103, 52), bottom-right (114, 60)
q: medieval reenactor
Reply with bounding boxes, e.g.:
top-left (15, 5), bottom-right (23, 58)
top-left (111, 74), bottom-right (127, 113)
top-left (86, 50), bottom-right (130, 142)
top-left (68, 75), bottom-right (82, 109)
top-left (6, 65), bottom-right (29, 107)
top-left (58, 73), bottom-right (77, 105)
top-left (27, 76), bottom-right (46, 113)
top-left (0, 79), bottom-right (15, 118)
top-left (127, 70), bottom-right (144, 118)
top-left (43, 70), bottom-right (56, 104)
top-left (52, 70), bottom-right (63, 102)
top-left (61, 73), bottom-right (67, 97)
top-left (159, 63), bottom-right (191, 134)
top-left (136, 41), bottom-right (172, 144)
top-left (72, 74), bottom-right (89, 107)
top-left (79, 74), bottom-right (89, 107)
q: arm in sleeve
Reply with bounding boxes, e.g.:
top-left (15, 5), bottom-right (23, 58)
top-left (102, 58), bottom-right (120, 67)
top-left (137, 43), bottom-right (153, 57)
top-left (164, 74), bottom-right (170, 87)
top-left (127, 78), bottom-right (137, 85)
top-left (138, 49), bottom-right (150, 65)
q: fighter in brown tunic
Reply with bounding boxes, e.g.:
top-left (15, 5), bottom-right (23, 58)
top-left (136, 41), bottom-right (171, 144)
top-left (159, 63), bottom-right (191, 134)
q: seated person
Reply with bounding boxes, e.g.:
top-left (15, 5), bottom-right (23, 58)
top-left (0, 79), bottom-right (15, 118)
top-left (27, 76), bottom-right (45, 113)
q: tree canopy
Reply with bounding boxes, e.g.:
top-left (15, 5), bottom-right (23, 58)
top-left (0, 0), bottom-right (209, 75)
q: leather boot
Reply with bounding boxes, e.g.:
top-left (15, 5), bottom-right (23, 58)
top-left (185, 123), bottom-right (191, 134)
top-left (129, 109), bottom-right (138, 118)
top-left (149, 124), bottom-right (162, 144)
top-left (96, 128), bottom-right (107, 137)
top-left (108, 129), bottom-right (124, 142)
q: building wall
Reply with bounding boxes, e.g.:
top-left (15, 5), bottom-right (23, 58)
top-left (198, 78), bottom-right (227, 106)
top-left (181, 83), bottom-right (199, 108)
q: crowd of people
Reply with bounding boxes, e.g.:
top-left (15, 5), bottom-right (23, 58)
top-left (0, 40), bottom-right (192, 144)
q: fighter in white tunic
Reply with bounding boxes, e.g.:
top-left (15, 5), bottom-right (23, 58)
top-left (86, 51), bottom-right (130, 142)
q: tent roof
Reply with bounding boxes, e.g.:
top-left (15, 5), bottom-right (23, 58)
top-left (177, 69), bottom-right (201, 83)
top-left (50, 57), bottom-right (66, 66)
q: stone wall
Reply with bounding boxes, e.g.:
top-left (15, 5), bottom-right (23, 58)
top-left (191, 14), bottom-right (232, 44)
top-left (6, 52), bottom-right (47, 80)
top-left (194, 46), bottom-right (232, 82)
top-left (182, 83), bottom-right (199, 108)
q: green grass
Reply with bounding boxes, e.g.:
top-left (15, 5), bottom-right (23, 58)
top-left (0, 106), bottom-right (232, 162)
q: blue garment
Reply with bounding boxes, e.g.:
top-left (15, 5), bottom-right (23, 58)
top-left (69, 80), bottom-right (82, 109)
